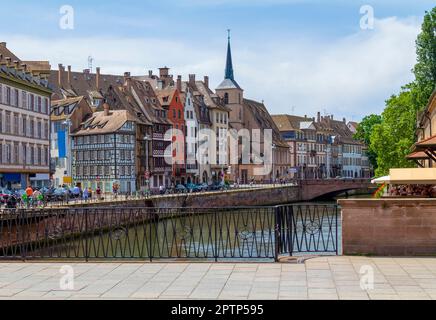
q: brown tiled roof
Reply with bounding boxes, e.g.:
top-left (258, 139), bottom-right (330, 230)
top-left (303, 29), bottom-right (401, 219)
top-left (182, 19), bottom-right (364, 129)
top-left (72, 109), bottom-right (145, 136)
top-left (243, 99), bottom-right (288, 148)
top-left (49, 69), bottom-right (156, 126)
top-left (0, 43), bottom-right (20, 63)
top-left (272, 114), bottom-right (309, 132)
top-left (155, 87), bottom-right (176, 107)
top-left (195, 81), bottom-right (230, 112)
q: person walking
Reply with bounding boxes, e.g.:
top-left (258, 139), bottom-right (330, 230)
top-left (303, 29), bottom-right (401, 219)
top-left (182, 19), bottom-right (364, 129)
top-left (83, 188), bottom-right (89, 201)
top-left (96, 186), bottom-right (102, 201)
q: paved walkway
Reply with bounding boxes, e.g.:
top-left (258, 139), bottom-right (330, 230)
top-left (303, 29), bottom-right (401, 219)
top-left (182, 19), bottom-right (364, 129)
top-left (0, 256), bottom-right (436, 300)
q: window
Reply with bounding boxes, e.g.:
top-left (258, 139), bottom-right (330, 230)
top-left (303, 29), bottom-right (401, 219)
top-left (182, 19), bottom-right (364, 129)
top-left (13, 89), bottom-right (18, 107)
top-left (29, 94), bottom-right (34, 111)
top-left (6, 87), bottom-right (11, 105)
top-left (5, 112), bottom-right (11, 133)
top-left (224, 92), bottom-right (229, 104)
top-left (37, 121), bottom-right (42, 139)
top-left (22, 91), bottom-right (27, 109)
top-left (5, 143), bottom-right (11, 163)
top-left (37, 96), bottom-right (42, 112)
top-left (13, 114), bottom-right (18, 135)
top-left (29, 118), bottom-right (34, 137)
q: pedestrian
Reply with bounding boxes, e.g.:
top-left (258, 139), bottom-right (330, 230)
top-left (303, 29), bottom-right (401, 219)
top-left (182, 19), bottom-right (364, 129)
top-left (96, 186), bottom-right (102, 200)
top-left (88, 187), bottom-right (93, 200)
top-left (83, 188), bottom-right (89, 201)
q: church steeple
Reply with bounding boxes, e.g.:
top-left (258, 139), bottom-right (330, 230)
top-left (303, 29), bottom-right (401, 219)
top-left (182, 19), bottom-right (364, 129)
top-left (216, 29), bottom-right (242, 91)
top-left (225, 29), bottom-right (234, 81)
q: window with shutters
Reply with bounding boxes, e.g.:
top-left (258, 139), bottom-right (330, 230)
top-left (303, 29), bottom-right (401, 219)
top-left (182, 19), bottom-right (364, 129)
top-left (22, 91), bottom-right (27, 109)
top-left (6, 87), bottom-right (11, 105)
top-left (5, 112), bottom-right (11, 133)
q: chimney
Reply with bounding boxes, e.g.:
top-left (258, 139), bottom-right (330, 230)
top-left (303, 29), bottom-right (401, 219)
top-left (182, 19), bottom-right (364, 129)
top-left (330, 115), bottom-right (334, 120)
top-left (103, 102), bottom-right (110, 116)
top-left (177, 75), bottom-right (182, 92)
top-left (189, 74), bottom-right (196, 86)
top-left (0, 42), bottom-right (6, 47)
top-left (58, 63), bottom-right (64, 87)
top-left (124, 72), bottom-right (131, 88)
top-left (159, 67), bottom-right (169, 78)
top-left (204, 76), bottom-right (209, 88)
top-left (96, 67), bottom-right (101, 89)
top-left (67, 65), bottom-right (72, 85)
top-left (343, 117), bottom-right (346, 124)
top-left (317, 112), bottom-right (321, 122)
top-left (304, 115), bottom-right (307, 119)
top-left (148, 70), bottom-right (153, 77)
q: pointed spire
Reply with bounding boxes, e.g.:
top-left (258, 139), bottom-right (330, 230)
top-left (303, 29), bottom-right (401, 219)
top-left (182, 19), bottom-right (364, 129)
top-left (225, 29), bottom-right (234, 81)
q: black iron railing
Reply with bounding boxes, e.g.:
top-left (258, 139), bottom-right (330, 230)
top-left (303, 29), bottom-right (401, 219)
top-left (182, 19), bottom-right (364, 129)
top-left (0, 204), bottom-right (339, 261)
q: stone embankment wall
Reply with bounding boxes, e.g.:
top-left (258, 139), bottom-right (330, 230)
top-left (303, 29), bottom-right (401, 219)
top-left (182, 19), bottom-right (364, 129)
top-left (339, 198), bottom-right (436, 256)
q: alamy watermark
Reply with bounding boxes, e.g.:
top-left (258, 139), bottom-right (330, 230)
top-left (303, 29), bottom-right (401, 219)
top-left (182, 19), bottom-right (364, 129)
top-left (59, 5), bottom-right (75, 30)
top-left (359, 265), bottom-right (374, 291)
top-left (164, 128), bottom-right (274, 176)
top-left (360, 5), bottom-right (374, 30)
top-left (59, 265), bottom-right (75, 290)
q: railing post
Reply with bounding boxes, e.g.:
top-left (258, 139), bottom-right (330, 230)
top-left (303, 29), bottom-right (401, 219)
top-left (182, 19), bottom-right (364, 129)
top-left (274, 207), bottom-right (280, 262)
top-left (85, 209), bottom-right (89, 262)
top-left (336, 205), bottom-right (339, 256)
top-left (214, 210), bottom-right (218, 262)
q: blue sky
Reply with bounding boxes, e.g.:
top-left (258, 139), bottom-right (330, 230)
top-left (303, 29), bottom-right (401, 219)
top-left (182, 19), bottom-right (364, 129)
top-left (1, 0), bottom-right (434, 121)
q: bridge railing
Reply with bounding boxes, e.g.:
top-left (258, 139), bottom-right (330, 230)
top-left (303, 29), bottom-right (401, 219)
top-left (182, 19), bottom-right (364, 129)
top-left (0, 204), bottom-right (339, 261)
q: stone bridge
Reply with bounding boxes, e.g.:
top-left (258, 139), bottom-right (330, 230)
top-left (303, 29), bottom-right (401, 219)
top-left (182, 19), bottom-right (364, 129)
top-left (64, 179), bottom-right (373, 209)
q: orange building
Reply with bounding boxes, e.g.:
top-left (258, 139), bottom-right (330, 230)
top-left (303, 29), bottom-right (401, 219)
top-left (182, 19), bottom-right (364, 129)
top-left (157, 86), bottom-right (186, 184)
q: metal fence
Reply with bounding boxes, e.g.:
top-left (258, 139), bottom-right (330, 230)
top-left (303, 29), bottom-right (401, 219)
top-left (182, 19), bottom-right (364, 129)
top-left (0, 204), bottom-right (339, 261)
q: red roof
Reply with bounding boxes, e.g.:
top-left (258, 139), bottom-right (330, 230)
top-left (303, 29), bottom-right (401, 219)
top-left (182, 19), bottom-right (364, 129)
top-left (406, 151), bottom-right (429, 160)
top-left (416, 135), bottom-right (436, 149)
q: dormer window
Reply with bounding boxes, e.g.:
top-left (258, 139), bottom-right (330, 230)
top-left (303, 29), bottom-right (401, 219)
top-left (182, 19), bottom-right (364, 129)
top-left (92, 98), bottom-right (102, 107)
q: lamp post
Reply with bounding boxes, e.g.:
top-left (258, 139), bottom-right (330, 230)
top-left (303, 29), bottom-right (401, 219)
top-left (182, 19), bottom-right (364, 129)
top-left (272, 143), bottom-right (276, 185)
top-left (143, 134), bottom-right (151, 192)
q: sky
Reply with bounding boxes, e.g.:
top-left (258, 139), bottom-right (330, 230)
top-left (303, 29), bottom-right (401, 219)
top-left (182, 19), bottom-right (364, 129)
top-left (0, 0), bottom-right (434, 121)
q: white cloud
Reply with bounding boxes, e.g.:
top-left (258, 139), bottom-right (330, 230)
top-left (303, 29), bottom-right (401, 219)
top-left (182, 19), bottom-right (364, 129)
top-left (0, 16), bottom-right (421, 121)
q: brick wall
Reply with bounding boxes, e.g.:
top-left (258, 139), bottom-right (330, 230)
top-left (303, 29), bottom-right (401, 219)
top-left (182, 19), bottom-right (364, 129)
top-left (339, 198), bottom-right (436, 256)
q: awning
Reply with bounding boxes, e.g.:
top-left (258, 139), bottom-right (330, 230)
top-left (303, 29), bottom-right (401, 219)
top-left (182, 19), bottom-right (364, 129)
top-left (371, 176), bottom-right (390, 184)
top-left (406, 151), bottom-right (429, 160)
top-left (415, 135), bottom-right (436, 150)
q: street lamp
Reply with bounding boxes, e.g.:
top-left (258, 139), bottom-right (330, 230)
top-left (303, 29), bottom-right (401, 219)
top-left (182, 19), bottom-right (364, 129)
top-left (272, 143), bottom-right (276, 184)
top-left (143, 134), bottom-right (151, 192)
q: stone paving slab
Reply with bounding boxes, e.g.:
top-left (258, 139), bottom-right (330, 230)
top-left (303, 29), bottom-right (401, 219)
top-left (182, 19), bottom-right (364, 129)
top-left (0, 257), bottom-right (435, 300)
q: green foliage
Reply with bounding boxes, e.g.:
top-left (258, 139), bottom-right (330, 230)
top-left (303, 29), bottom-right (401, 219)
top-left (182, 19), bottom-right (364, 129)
top-left (413, 7), bottom-right (436, 107)
top-left (364, 7), bottom-right (436, 176)
top-left (354, 114), bottom-right (382, 169)
top-left (370, 88), bottom-right (419, 176)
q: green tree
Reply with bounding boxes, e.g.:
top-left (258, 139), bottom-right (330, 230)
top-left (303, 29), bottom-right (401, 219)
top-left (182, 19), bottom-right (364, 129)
top-left (370, 88), bottom-right (419, 176)
top-left (412, 7), bottom-right (436, 109)
top-left (368, 7), bottom-right (436, 176)
top-left (354, 114), bottom-right (382, 170)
